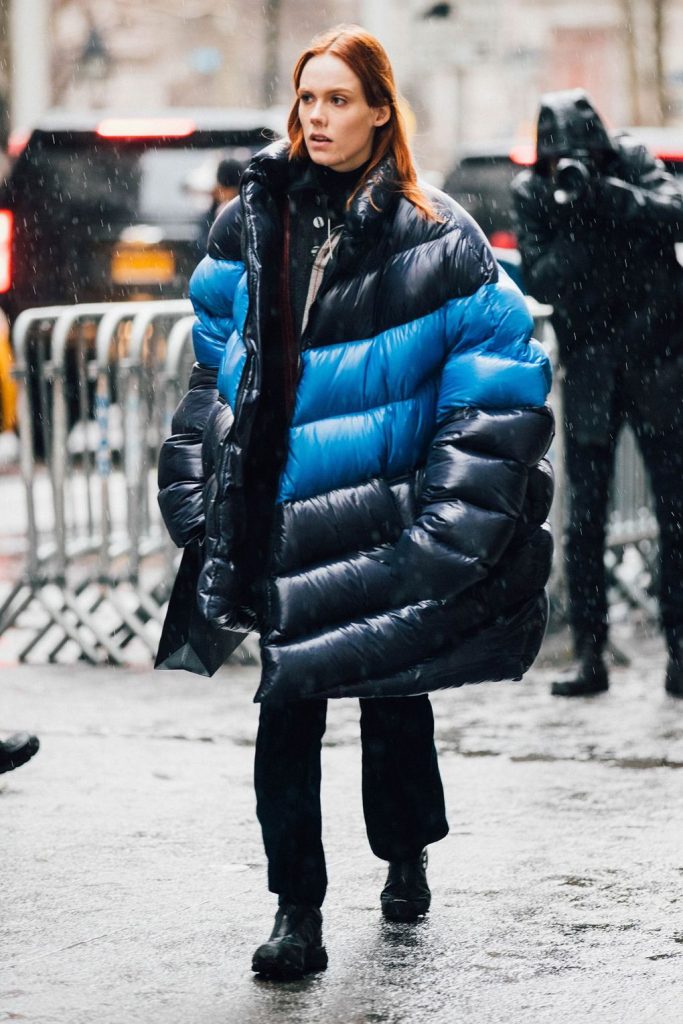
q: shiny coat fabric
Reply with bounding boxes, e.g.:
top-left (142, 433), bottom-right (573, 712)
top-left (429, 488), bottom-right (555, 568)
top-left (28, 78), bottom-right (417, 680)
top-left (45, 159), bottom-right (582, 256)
top-left (158, 141), bottom-right (554, 702)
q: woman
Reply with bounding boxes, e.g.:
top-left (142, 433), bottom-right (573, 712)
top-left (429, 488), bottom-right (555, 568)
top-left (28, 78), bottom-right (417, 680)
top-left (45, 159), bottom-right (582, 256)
top-left (158, 25), bottom-right (553, 979)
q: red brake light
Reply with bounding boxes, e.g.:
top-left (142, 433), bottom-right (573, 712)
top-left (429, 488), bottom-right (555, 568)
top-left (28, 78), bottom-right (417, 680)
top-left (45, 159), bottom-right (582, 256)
top-left (509, 143), bottom-right (536, 165)
top-left (0, 211), bottom-right (13, 293)
top-left (96, 117), bottom-right (196, 139)
top-left (7, 129), bottom-right (30, 158)
top-left (490, 230), bottom-right (518, 250)
top-left (653, 149), bottom-right (683, 163)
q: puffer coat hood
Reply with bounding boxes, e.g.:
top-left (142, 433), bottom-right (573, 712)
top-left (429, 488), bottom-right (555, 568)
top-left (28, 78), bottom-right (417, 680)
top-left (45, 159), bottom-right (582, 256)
top-left (158, 140), bottom-right (554, 702)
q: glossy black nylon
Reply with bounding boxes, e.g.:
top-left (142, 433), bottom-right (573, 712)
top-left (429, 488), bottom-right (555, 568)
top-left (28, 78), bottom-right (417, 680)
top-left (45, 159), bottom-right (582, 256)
top-left (158, 143), bottom-right (555, 699)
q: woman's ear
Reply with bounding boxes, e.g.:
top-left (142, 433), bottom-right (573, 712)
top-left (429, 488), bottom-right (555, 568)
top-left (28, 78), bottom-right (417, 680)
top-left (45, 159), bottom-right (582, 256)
top-left (373, 106), bottom-right (391, 128)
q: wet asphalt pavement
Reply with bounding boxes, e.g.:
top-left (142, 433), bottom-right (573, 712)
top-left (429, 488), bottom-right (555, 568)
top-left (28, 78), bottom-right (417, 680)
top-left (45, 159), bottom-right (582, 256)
top-left (1, 628), bottom-right (682, 1024)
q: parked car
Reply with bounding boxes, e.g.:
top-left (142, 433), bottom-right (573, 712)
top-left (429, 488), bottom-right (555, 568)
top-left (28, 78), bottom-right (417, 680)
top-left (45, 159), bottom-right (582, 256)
top-left (442, 140), bottom-right (531, 249)
top-left (0, 107), bottom-right (285, 322)
top-left (443, 128), bottom-right (683, 252)
top-left (0, 108), bottom-right (285, 450)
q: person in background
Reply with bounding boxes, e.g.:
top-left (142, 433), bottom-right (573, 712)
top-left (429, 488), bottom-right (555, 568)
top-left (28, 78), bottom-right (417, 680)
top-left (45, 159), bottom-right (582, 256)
top-left (197, 158), bottom-right (245, 253)
top-left (0, 732), bottom-right (39, 774)
top-left (512, 89), bottom-right (683, 699)
top-left (210, 158), bottom-right (244, 219)
top-left (158, 25), bottom-right (553, 979)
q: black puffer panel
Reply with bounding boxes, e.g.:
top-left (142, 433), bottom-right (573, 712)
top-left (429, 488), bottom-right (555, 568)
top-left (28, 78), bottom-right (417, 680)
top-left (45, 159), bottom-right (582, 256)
top-left (389, 407), bottom-right (553, 605)
top-left (320, 593), bottom-right (550, 699)
top-left (256, 406), bottom-right (554, 700)
top-left (158, 141), bottom-right (555, 698)
top-left (518, 459), bottom-right (554, 536)
top-left (270, 478), bottom-right (407, 575)
top-left (197, 415), bottom-right (256, 633)
top-left (265, 477), bottom-right (418, 641)
top-left (303, 197), bottom-right (497, 346)
top-left (268, 547), bottom-right (394, 640)
top-left (157, 363), bottom-right (223, 548)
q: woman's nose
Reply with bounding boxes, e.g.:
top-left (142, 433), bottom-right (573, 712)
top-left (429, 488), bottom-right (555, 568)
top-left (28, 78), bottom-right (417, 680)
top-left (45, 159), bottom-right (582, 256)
top-left (310, 102), bottom-right (326, 124)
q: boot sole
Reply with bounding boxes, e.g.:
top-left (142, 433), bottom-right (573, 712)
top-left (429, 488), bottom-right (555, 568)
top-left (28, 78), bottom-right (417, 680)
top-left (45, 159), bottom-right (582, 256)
top-left (550, 682), bottom-right (608, 697)
top-left (251, 945), bottom-right (328, 980)
top-left (0, 736), bottom-right (40, 775)
top-left (381, 899), bottom-right (430, 923)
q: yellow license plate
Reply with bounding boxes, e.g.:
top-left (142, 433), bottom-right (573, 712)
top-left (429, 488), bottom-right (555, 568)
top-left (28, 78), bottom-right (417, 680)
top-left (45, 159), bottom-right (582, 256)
top-left (111, 247), bottom-right (175, 285)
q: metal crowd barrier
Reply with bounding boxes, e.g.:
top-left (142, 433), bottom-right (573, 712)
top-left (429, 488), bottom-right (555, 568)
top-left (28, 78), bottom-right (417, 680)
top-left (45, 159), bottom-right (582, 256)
top-left (603, 424), bottom-right (659, 620)
top-left (0, 300), bottom-right (195, 663)
top-left (0, 296), bottom-right (659, 664)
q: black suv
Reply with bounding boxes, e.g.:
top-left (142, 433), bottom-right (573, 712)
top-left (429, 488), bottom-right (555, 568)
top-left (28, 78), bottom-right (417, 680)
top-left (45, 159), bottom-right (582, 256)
top-left (442, 141), bottom-right (533, 250)
top-left (0, 108), bottom-right (284, 322)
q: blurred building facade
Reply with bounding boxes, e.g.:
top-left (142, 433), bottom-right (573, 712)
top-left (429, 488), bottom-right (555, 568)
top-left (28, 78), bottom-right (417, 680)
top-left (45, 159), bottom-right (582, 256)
top-left (7, 0), bottom-right (683, 175)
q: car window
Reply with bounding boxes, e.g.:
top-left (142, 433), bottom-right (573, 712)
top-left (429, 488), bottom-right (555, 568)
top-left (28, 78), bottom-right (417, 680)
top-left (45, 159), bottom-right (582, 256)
top-left (10, 136), bottom-right (254, 224)
top-left (445, 156), bottom-right (516, 194)
top-left (444, 155), bottom-right (519, 235)
top-left (137, 149), bottom-right (238, 219)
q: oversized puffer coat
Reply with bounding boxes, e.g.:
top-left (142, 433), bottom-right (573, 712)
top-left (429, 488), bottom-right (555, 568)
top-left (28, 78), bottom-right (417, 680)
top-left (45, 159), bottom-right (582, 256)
top-left (158, 140), bottom-right (554, 702)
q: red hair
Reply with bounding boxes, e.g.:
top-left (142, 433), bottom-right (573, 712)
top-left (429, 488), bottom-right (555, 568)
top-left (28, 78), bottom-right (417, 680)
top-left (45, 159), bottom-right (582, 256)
top-left (287, 25), bottom-right (439, 220)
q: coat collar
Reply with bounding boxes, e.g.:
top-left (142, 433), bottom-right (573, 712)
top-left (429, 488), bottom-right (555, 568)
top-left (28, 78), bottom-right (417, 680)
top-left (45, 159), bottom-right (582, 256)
top-left (243, 139), bottom-right (400, 248)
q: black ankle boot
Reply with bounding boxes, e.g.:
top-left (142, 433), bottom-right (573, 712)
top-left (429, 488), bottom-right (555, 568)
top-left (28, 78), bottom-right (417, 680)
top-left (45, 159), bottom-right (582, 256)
top-left (551, 643), bottom-right (608, 697)
top-left (0, 732), bottom-right (40, 774)
top-left (381, 849), bottom-right (431, 922)
top-left (665, 636), bottom-right (683, 697)
top-left (251, 904), bottom-right (328, 979)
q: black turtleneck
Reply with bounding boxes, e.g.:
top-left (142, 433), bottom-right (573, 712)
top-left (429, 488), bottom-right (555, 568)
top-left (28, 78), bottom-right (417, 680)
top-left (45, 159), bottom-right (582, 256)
top-left (313, 163), bottom-right (367, 224)
top-left (287, 160), bottom-right (368, 340)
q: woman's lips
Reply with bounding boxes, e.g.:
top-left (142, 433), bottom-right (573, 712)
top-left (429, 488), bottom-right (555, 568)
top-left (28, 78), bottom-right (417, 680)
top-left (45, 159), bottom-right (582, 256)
top-left (310, 134), bottom-right (332, 144)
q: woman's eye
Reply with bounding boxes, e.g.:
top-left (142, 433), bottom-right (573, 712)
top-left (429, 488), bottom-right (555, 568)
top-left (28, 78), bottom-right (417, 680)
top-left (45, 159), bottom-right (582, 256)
top-left (299, 93), bottom-right (313, 104)
top-left (332, 96), bottom-right (346, 106)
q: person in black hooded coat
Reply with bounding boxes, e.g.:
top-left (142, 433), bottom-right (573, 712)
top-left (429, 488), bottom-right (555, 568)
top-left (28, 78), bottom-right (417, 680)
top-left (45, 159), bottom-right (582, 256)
top-left (157, 26), bottom-right (554, 978)
top-left (512, 89), bottom-right (683, 699)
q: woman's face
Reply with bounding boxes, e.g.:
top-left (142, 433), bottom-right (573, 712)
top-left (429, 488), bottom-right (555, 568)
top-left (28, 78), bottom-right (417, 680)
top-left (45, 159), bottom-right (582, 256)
top-left (297, 53), bottom-right (390, 173)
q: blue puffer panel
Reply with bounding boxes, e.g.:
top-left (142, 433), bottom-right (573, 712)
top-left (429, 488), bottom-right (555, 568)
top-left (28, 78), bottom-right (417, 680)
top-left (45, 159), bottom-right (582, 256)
top-left (280, 382), bottom-right (439, 503)
top-left (278, 272), bottom-right (551, 504)
top-left (189, 256), bottom-right (247, 373)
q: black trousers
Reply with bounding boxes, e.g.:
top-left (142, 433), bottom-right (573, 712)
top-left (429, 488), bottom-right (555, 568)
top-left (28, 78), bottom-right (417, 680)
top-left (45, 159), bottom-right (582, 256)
top-left (563, 362), bottom-right (683, 651)
top-left (254, 695), bottom-right (449, 907)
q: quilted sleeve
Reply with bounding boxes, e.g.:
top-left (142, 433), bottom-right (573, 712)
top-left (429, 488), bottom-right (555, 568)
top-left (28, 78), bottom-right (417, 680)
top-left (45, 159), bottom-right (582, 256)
top-left (157, 363), bottom-right (226, 548)
top-left (157, 254), bottom-right (244, 548)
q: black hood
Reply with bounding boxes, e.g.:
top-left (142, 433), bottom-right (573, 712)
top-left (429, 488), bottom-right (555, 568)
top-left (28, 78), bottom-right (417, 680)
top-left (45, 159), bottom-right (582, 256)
top-left (535, 89), bottom-right (615, 161)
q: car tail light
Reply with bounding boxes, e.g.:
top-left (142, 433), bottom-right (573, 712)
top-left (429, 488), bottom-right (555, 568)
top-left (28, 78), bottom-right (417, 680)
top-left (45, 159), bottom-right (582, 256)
top-left (7, 129), bottom-right (30, 159)
top-left (653, 149), bottom-right (683, 163)
top-left (490, 230), bottom-right (518, 249)
top-left (97, 117), bottom-right (196, 139)
top-left (0, 211), bottom-right (13, 293)
top-left (509, 143), bottom-right (536, 165)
